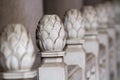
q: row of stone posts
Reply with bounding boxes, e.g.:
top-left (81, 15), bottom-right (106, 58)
top-left (0, 1), bottom-right (120, 80)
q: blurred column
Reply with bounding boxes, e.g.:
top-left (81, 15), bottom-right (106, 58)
top-left (0, 0), bottom-right (43, 51)
top-left (44, 0), bottom-right (83, 18)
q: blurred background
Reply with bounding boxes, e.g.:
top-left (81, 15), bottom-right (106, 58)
top-left (0, 0), bottom-right (116, 53)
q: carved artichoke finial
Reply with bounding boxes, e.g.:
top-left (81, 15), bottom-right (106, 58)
top-left (82, 6), bottom-right (98, 31)
top-left (104, 2), bottom-right (115, 24)
top-left (64, 9), bottom-right (85, 39)
top-left (0, 24), bottom-right (35, 72)
top-left (113, 1), bottom-right (120, 15)
top-left (36, 15), bottom-right (66, 52)
top-left (113, 1), bottom-right (120, 16)
top-left (113, 1), bottom-right (120, 23)
top-left (95, 4), bottom-right (109, 28)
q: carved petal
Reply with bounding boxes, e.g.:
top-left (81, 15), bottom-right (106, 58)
top-left (11, 56), bottom-right (19, 70)
top-left (15, 45), bottom-right (26, 60)
top-left (21, 54), bottom-right (34, 70)
top-left (74, 21), bottom-right (81, 31)
top-left (54, 38), bottom-right (63, 51)
top-left (41, 31), bottom-right (48, 41)
top-left (66, 22), bottom-right (72, 31)
top-left (0, 56), bottom-right (7, 70)
top-left (69, 29), bottom-right (77, 38)
top-left (78, 29), bottom-right (85, 38)
top-left (2, 43), bottom-right (11, 59)
top-left (50, 30), bottom-right (58, 41)
top-left (6, 57), bottom-right (11, 70)
top-left (45, 25), bottom-right (52, 33)
top-left (27, 39), bottom-right (34, 55)
top-left (59, 29), bottom-right (65, 38)
top-left (44, 39), bottom-right (53, 51)
top-left (54, 22), bottom-right (61, 33)
top-left (8, 34), bottom-right (18, 49)
top-left (20, 31), bottom-right (28, 47)
top-left (14, 24), bottom-right (22, 36)
top-left (6, 55), bottom-right (19, 71)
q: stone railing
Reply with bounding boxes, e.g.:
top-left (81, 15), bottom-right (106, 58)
top-left (0, 1), bottom-right (119, 80)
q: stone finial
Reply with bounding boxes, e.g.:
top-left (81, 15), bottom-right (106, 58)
top-left (63, 9), bottom-right (85, 39)
top-left (113, 1), bottom-right (120, 16)
top-left (36, 15), bottom-right (66, 52)
top-left (95, 4), bottom-right (109, 28)
top-left (103, 2), bottom-right (115, 24)
top-left (0, 24), bottom-right (35, 72)
top-left (113, 1), bottom-right (120, 24)
top-left (82, 6), bottom-right (98, 32)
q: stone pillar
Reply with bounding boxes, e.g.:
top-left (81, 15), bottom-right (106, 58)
top-left (44, 0), bottom-right (83, 18)
top-left (36, 15), bottom-right (67, 80)
top-left (104, 2), bottom-right (117, 80)
top-left (95, 4), bottom-right (110, 80)
top-left (63, 9), bottom-right (96, 80)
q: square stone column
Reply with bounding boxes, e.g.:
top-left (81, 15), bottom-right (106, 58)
top-left (38, 52), bottom-right (67, 80)
top-left (97, 29), bottom-right (109, 80)
top-left (83, 32), bottom-right (99, 80)
top-left (64, 39), bottom-right (96, 80)
top-left (107, 27), bottom-right (117, 80)
top-left (0, 70), bottom-right (37, 80)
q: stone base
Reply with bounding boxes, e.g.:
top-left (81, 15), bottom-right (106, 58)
top-left (38, 63), bottom-right (67, 80)
top-left (38, 51), bottom-right (67, 80)
top-left (0, 70), bottom-right (37, 80)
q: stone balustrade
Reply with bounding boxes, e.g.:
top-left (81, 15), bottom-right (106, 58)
top-left (0, 1), bottom-right (119, 80)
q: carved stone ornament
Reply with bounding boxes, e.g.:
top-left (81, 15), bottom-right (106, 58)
top-left (113, 1), bottom-right (120, 25)
top-left (113, 1), bottom-right (120, 20)
top-left (64, 9), bottom-right (85, 39)
top-left (36, 15), bottom-right (66, 51)
top-left (0, 24), bottom-right (35, 72)
top-left (82, 6), bottom-right (98, 32)
top-left (104, 2), bottom-right (115, 24)
top-left (95, 4), bottom-right (109, 29)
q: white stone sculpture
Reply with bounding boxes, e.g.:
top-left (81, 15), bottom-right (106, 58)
top-left (103, 2), bottom-right (118, 80)
top-left (36, 15), bottom-right (66, 52)
top-left (113, 1), bottom-right (120, 64)
top-left (103, 2), bottom-right (115, 25)
top-left (82, 6), bottom-right (98, 33)
top-left (64, 9), bottom-right (96, 80)
top-left (37, 15), bottom-right (67, 80)
top-left (113, 1), bottom-right (120, 25)
top-left (95, 4), bottom-right (109, 29)
top-left (95, 4), bottom-right (110, 80)
top-left (0, 24), bottom-right (35, 72)
top-left (81, 6), bottom-right (100, 80)
top-left (64, 9), bottom-right (85, 39)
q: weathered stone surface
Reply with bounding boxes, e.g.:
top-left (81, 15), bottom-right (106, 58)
top-left (64, 9), bottom-right (85, 39)
top-left (0, 24), bottom-right (35, 72)
top-left (36, 15), bottom-right (66, 51)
